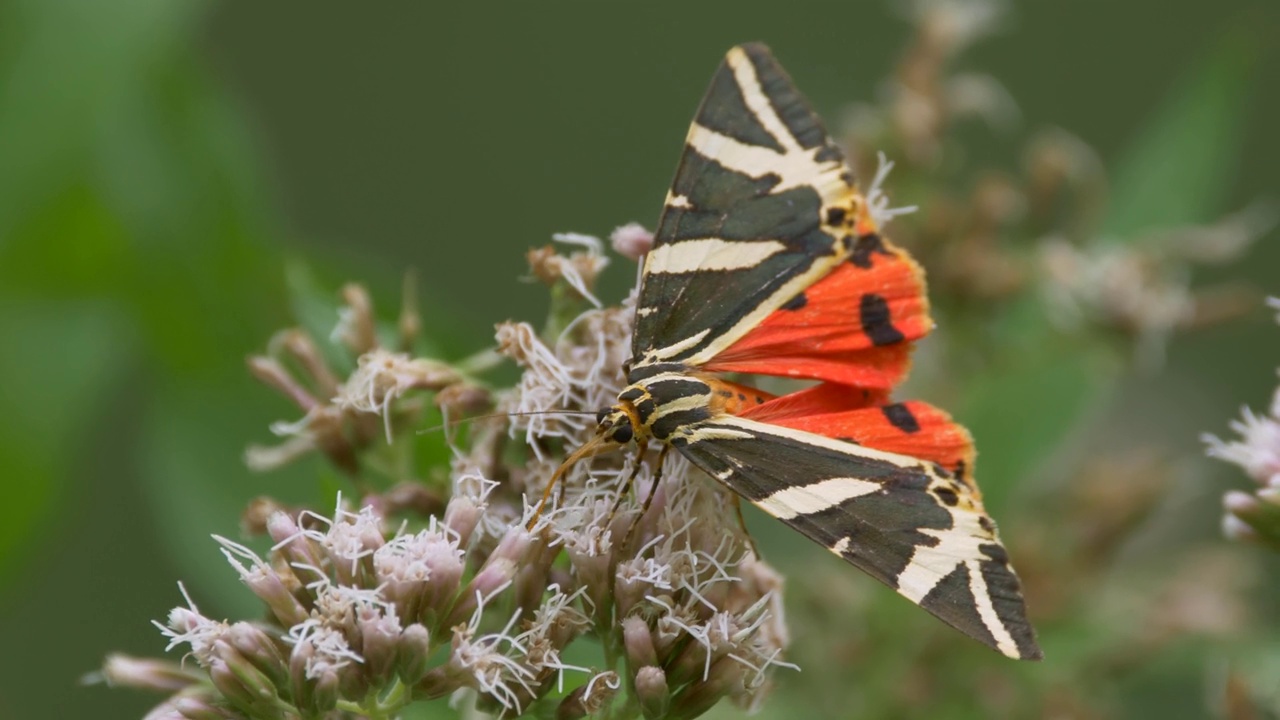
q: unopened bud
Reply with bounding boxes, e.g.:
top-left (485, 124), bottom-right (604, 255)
top-left (512, 537), bottom-right (555, 616)
top-left (246, 356), bottom-right (318, 413)
top-left (358, 608), bottom-right (401, 680)
top-left (240, 567), bottom-right (309, 629)
top-left (634, 666), bottom-right (671, 720)
top-left (610, 222), bottom-right (654, 261)
top-left (669, 656), bottom-right (747, 720)
top-left (396, 623), bottom-right (431, 684)
top-left (171, 691), bottom-right (244, 720)
top-left (337, 661), bottom-right (371, 704)
top-left (266, 512), bottom-right (327, 586)
top-left (96, 654), bottom-right (201, 693)
top-left (311, 669), bottom-right (340, 715)
top-left (445, 527), bottom-right (530, 627)
top-left (622, 616), bottom-right (658, 669)
top-left (225, 623), bottom-right (289, 692)
top-left (279, 328), bottom-right (341, 398)
top-left (444, 496), bottom-right (482, 547)
top-left (208, 655), bottom-right (281, 719)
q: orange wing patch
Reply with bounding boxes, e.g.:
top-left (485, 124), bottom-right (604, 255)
top-left (740, 382), bottom-right (977, 493)
top-left (703, 234), bottom-right (933, 391)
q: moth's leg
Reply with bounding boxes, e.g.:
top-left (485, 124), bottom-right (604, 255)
top-left (529, 435), bottom-right (609, 529)
top-left (607, 439), bottom-right (648, 523)
top-left (637, 444), bottom-right (670, 521)
top-left (624, 444), bottom-right (670, 550)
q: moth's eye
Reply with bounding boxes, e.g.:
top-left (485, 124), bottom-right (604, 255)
top-left (595, 408), bottom-right (610, 425)
top-left (611, 423), bottom-right (634, 444)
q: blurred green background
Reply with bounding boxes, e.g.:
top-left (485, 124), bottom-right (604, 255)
top-left (2, 1), bottom-right (1278, 718)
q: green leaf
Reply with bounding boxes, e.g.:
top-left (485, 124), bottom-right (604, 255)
top-left (1103, 30), bottom-right (1258, 239)
top-left (957, 336), bottom-right (1119, 517)
top-left (0, 301), bottom-right (133, 589)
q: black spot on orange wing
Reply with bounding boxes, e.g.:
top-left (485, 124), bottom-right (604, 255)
top-left (850, 233), bottom-right (893, 269)
top-left (859, 293), bottom-right (905, 346)
top-left (781, 292), bottom-right (808, 311)
top-left (882, 403), bottom-right (921, 433)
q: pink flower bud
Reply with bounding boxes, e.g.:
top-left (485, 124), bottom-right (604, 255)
top-left (622, 617), bottom-right (658, 669)
top-left (97, 654), bottom-right (201, 693)
top-left (224, 623), bottom-right (289, 691)
top-left (610, 222), bottom-right (655, 261)
top-left (396, 623), bottom-right (432, 684)
top-left (634, 666), bottom-right (670, 720)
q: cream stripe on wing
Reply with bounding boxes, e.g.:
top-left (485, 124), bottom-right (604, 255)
top-left (644, 238), bottom-right (788, 275)
top-left (648, 393), bottom-right (711, 420)
top-left (687, 124), bottom-right (832, 193)
top-left (644, 328), bottom-right (711, 361)
top-left (726, 46), bottom-right (801, 153)
top-left (965, 559), bottom-right (1020, 658)
top-left (758, 477), bottom-right (881, 520)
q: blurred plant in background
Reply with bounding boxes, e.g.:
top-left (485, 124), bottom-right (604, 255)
top-left (783, 1), bottom-right (1277, 717)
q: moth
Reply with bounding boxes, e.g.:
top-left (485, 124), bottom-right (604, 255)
top-left (561, 43), bottom-right (1040, 660)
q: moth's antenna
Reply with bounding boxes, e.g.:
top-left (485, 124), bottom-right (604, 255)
top-left (418, 409), bottom-right (598, 436)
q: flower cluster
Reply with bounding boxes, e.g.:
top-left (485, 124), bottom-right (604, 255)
top-left (1204, 298), bottom-right (1280, 550)
top-left (99, 237), bottom-right (791, 719)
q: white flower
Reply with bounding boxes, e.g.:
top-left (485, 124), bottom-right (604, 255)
top-left (865, 151), bottom-right (919, 229)
top-left (285, 621), bottom-right (364, 679)
top-left (1203, 388), bottom-right (1280, 487)
top-left (1203, 299), bottom-right (1280, 487)
top-left (154, 584), bottom-right (228, 668)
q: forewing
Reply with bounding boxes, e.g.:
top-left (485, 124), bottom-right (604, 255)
top-left (670, 415), bottom-right (1040, 660)
top-left (633, 43), bottom-right (856, 368)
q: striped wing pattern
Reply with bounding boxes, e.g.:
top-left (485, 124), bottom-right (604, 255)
top-left (668, 416), bottom-right (1040, 659)
top-left (633, 43), bottom-right (855, 368)
top-left (624, 43), bottom-right (1040, 659)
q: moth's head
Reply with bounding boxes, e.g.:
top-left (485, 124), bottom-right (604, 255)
top-left (594, 404), bottom-right (638, 445)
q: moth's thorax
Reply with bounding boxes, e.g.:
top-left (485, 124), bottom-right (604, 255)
top-left (601, 368), bottom-right (773, 444)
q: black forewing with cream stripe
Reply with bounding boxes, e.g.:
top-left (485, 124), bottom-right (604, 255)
top-left (669, 415), bottom-right (1042, 660)
top-left (632, 43), bottom-right (857, 369)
